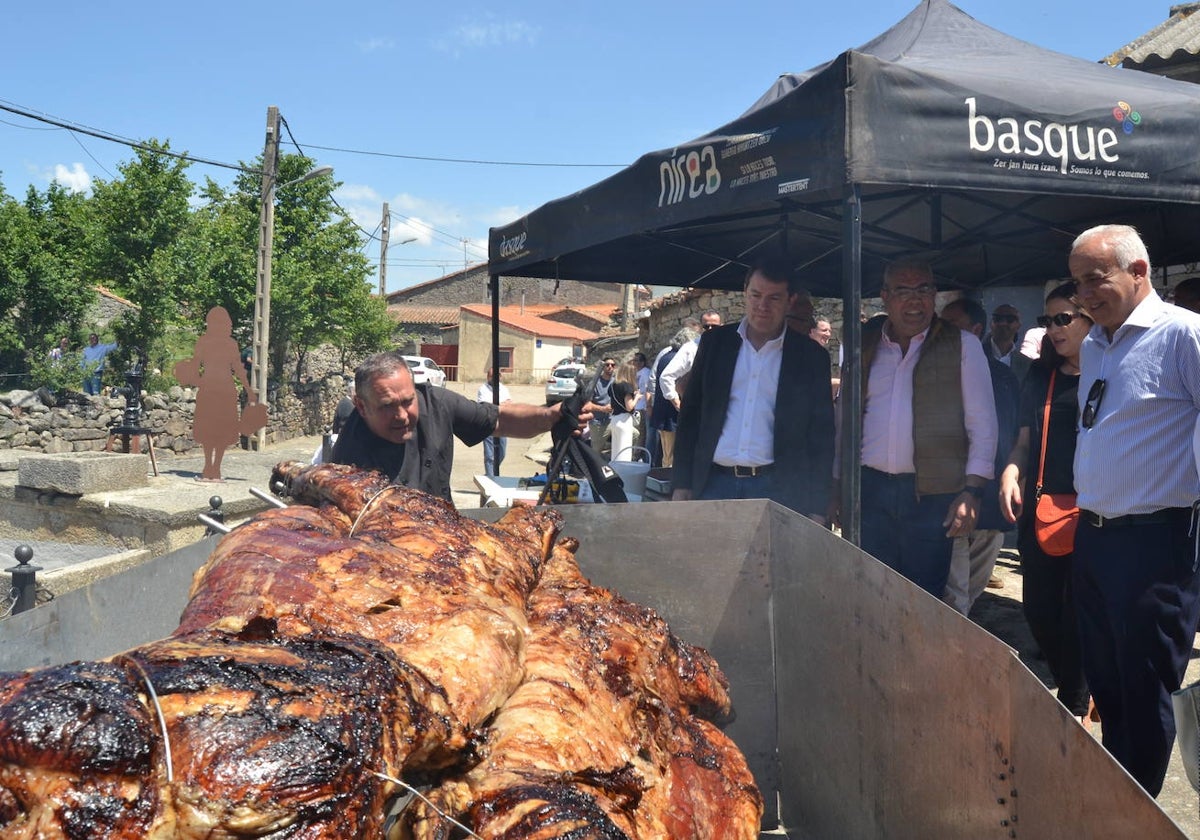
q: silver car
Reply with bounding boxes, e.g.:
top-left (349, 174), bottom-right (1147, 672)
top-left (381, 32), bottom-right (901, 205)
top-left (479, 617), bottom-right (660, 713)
top-left (545, 363), bottom-right (586, 404)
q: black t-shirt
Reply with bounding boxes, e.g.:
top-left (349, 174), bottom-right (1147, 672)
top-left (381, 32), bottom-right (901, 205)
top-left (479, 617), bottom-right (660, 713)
top-left (330, 384), bottom-right (498, 501)
top-left (611, 381), bottom-right (634, 418)
top-left (1018, 363), bottom-right (1079, 511)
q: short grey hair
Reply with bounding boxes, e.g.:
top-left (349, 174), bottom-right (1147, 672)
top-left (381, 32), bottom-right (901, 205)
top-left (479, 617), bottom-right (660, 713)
top-left (354, 351), bottom-right (411, 395)
top-left (670, 327), bottom-right (699, 349)
top-left (1072, 224), bottom-right (1151, 273)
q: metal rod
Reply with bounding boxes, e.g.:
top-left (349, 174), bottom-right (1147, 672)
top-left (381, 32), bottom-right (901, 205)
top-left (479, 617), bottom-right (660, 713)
top-left (197, 514), bottom-right (232, 535)
top-left (249, 487), bottom-right (289, 508)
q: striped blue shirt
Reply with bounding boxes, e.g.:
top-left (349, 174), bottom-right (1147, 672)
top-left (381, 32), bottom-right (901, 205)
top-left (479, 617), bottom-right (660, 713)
top-left (1075, 292), bottom-right (1200, 517)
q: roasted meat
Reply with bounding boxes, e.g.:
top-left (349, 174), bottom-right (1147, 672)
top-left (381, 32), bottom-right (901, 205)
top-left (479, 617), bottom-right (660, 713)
top-left (401, 541), bottom-right (762, 840)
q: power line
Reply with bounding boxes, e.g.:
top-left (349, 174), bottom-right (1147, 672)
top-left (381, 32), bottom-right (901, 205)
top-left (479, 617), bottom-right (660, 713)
top-left (0, 98), bottom-right (258, 175)
top-left (289, 140), bottom-right (626, 169)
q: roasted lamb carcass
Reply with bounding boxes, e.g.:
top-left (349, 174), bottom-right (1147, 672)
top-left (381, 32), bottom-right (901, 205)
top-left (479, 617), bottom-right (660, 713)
top-left (0, 465), bottom-right (563, 838)
top-left (401, 540), bottom-right (763, 840)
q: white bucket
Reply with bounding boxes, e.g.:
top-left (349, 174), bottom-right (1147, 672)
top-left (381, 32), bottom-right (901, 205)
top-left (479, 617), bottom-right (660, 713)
top-left (610, 447), bottom-right (651, 498)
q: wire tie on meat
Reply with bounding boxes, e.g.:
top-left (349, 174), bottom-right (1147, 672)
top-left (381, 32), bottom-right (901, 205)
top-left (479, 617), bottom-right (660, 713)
top-left (369, 770), bottom-right (483, 839)
top-left (116, 654), bottom-right (174, 783)
top-left (349, 486), bottom-right (402, 538)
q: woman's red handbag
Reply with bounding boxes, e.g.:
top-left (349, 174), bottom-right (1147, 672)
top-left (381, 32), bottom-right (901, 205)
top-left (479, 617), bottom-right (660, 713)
top-left (1032, 368), bottom-right (1079, 557)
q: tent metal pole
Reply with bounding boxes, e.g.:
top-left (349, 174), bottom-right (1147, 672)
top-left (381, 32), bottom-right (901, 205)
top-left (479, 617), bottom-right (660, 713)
top-left (489, 273), bottom-right (502, 450)
top-left (841, 185), bottom-right (863, 546)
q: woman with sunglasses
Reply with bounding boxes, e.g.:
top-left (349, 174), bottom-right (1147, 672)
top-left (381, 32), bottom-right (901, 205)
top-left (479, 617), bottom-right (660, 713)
top-left (999, 282), bottom-right (1093, 724)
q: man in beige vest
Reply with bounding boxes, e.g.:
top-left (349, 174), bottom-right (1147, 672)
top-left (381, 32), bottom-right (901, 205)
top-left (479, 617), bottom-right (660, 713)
top-left (853, 260), bottom-right (998, 596)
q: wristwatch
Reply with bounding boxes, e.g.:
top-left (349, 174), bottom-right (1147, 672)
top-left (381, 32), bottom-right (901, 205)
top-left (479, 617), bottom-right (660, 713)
top-left (962, 485), bottom-right (984, 500)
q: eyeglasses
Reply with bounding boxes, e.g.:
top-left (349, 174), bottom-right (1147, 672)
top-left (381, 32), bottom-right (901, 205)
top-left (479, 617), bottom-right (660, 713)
top-left (603, 362), bottom-right (616, 368)
top-left (991, 314), bottom-right (1019, 324)
top-left (702, 323), bottom-right (717, 331)
top-left (884, 284), bottom-right (936, 299)
top-left (1036, 312), bottom-right (1085, 329)
top-left (1081, 378), bottom-right (1106, 429)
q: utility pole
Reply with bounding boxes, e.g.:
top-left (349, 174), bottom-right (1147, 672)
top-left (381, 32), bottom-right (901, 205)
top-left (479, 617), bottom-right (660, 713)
top-left (252, 105), bottom-right (280, 451)
top-left (378, 202), bottom-right (390, 297)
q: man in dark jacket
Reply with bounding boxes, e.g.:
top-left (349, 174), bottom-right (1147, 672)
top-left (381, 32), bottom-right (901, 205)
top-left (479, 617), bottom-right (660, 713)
top-left (671, 256), bottom-right (834, 521)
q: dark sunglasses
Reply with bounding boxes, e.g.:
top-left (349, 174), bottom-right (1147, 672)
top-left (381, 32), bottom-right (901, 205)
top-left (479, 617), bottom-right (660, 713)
top-left (1036, 312), bottom-right (1085, 329)
top-left (702, 323), bottom-right (717, 331)
top-left (1081, 378), bottom-right (1106, 429)
top-left (991, 314), bottom-right (1019, 324)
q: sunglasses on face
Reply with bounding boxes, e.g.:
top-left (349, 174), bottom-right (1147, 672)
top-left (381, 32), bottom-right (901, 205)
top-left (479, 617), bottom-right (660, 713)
top-left (991, 314), bottom-right (1019, 324)
top-left (1036, 312), bottom-right (1085, 329)
top-left (702, 323), bottom-right (717, 331)
top-left (603, 362), bottom-right (616, 368)
top-left (1081, 378), bottom-right (1106, 429)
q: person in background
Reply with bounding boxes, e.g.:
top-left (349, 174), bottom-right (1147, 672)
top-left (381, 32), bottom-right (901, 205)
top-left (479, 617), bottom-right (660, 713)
top-left (1170, 275), bottom-right (1200, 313)
top-left (1019, 325), bottom-right (1046, 360)
top-left (48, 337), bottom-right (69, 361)
top-left (672, 256), bottom-right (834, 519)
top-left (80, 333), bottom-right (117, 395)
top-left (840, 260), bottom-right (998, 596)
top-left (609, 360), bottom-right (640, 462)
top-left (809, 318), bottom-right (833, 347)
top-left (585, 356), bottom-right (617, 458)
top-left (999, 281), bottom-right (1092, 725)
top-left (939, 297), bottom-right (1019, 613)
top-left (633, 351), bottom-right (651, 452)
top-left (1068, 224), bottom-right (1200, 796)
top-left (476, 367), bottom-right (512, 476)
top-left (660, 309), bottom-right (723, 411)
top-left (646, 318), bottom-right (700, 465)
top-left (332, 351), bottom-right (586, 503)
top-left (984, 303), bottom-right (1031, 382)
top-left (312, 382), bottom-right (357, 465)
top-left (648, 328), bottom-right (696, 468)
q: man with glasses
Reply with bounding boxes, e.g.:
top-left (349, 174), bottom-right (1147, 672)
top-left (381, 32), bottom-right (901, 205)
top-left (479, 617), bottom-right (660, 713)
top-left (844, 260), bottom-right (998, 597)
top-left (984, 304), bottom-right (1031, 382)
top-left (586, 357), bottom-right (618, 458)
top-left (660, 309), bottom-right (723, 412)
top-left (672, 257), bottom-right (833, 519)
top-left (1070, 224), bottom-right (1200, 797)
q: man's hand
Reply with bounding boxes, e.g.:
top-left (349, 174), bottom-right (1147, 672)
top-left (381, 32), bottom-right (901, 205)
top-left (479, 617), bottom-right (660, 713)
top-left (943, 492), bottom-right (980, 537)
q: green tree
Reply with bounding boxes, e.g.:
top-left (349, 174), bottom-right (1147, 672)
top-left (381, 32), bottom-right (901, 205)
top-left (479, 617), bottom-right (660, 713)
top-left (87, 141), bottom-right (193, 367)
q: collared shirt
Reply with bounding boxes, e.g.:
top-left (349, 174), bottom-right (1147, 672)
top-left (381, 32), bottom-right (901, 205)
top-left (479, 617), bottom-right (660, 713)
top-left (989, 336), bottom-right (1017, 367)
top-left (711, 319), bottom-right (786, 467)
top-left (658, 338), bottom-right (700, 403)
top-left (1074, 292), bottom-right (1200, 517)
top-left (861, 324), bottom-right (998, 479)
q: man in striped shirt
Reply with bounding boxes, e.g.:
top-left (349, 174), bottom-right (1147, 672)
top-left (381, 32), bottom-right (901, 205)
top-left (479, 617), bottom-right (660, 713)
top-left (1071, 224), bottom-right (1200, 797)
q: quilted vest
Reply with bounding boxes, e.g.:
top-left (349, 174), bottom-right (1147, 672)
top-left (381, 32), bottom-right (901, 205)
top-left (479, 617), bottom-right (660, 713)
top-left (862, 317), bottom-right (966, 496)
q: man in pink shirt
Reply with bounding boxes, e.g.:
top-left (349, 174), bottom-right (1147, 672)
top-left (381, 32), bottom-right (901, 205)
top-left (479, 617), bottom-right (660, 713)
top-left (853, 260), bottom-right (998, 595)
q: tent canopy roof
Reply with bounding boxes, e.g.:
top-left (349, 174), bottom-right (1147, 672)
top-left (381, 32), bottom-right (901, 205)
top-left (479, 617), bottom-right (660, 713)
top-left (490, 0), bottom-right (1200, 297)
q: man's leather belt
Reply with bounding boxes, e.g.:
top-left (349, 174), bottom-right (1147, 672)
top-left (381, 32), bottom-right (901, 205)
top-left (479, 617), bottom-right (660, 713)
top-left (1080, 508), bottom-right (1191, 529)
top-left (712, 463), bottom-right (773, 478)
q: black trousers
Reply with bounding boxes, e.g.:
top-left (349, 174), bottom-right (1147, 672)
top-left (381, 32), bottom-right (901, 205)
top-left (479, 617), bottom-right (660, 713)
top-left (1018, 528), bottom-right (1089, 716)
top-left (1072, 513), bottom-right (1200, 796)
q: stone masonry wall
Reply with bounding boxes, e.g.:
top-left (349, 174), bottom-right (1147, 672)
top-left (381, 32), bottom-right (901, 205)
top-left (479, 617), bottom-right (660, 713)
top-left (0, 373), bottom-right (353, 458)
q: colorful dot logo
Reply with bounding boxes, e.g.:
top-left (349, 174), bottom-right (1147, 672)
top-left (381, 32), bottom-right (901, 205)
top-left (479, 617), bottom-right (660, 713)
top-left (1113, 101), bottom-right (1141, 135)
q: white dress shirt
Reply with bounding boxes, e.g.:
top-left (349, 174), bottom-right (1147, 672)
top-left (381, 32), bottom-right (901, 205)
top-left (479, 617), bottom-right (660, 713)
top-left (861, 324), bottom-right (998, 480)
top-left (711, 319), bottom-right (786, 468)
top-left (1075, 292), bottom-right (1200, 517)
top-left (659, 338), bottom-right (700, 403)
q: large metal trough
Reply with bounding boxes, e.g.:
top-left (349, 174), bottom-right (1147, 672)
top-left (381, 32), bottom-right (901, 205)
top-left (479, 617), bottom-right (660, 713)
top-left (0, 500), bottom-right (1184, 838)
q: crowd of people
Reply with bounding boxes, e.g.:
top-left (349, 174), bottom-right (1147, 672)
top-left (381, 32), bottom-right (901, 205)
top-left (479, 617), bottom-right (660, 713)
top-left (318, 223), bottom-right (1198, 799)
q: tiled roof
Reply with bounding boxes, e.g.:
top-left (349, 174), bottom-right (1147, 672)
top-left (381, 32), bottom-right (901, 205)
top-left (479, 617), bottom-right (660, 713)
top-left (1102, 3), bottom-right (1200, 68)
top-left (93, 284), bottom-right (136, 308)
top-left (386, 305), bottom-right (461, 325)
top-left (460, 305), bottom-right (600, 340)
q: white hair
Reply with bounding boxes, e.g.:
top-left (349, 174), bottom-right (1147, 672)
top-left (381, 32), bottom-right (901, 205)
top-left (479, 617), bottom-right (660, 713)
top-left (1071, 225), bottom-right (1151, 272)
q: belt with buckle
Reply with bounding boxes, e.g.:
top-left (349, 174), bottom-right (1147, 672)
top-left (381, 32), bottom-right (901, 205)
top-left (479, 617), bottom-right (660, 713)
top-left (712, 463), bottom-right (773, 478)
top-left (1080, 508), bottom-right (1191, 529)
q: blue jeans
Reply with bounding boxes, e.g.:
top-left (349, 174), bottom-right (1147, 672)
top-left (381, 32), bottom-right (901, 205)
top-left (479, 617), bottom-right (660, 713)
top-left (697, 469), bottom-right (776, 503)
top-left (860, 467), bottom-right (955, 596)
top-left (483, 435), bottom-right (506, 476)
top-left (83, 374), bottom-right (102, 396)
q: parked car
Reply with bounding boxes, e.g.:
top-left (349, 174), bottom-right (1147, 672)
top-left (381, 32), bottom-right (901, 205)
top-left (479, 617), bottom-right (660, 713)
top-left (545, 363), bottom-right (587, 404)
top-left (403, 355), bottom-right (447, 387)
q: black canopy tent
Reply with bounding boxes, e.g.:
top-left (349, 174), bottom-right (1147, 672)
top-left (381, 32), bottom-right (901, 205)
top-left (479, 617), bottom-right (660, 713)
top-left (486, 0), bottom-right (1200, 540)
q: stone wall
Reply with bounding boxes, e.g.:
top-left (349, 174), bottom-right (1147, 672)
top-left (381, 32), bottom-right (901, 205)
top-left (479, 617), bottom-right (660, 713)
top-left (0, 373), bottom-right (353, 458)
top-left (387, 265), bottom-right (625, 308)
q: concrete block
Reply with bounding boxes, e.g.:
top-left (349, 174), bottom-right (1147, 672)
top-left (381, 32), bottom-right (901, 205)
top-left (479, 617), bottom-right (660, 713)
top-left (18, 452), bottom-right (150, 495)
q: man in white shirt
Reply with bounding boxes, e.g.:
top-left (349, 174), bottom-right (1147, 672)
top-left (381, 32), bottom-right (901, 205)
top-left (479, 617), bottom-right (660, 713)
top-left (1070, 224), bottom-right (1200, 797)
top-left (660, 309), bottom-right (723, 411)
top-left (671, 257), bottom-right (834, 520)
top-left (477, 367), bottom-right (512, 476)
top-left (851, 260), bottom-right (998, 596)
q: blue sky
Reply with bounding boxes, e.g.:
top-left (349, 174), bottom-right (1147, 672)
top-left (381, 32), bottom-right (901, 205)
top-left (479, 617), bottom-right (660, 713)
top-left (0, 0), bottom-right (1168, 292)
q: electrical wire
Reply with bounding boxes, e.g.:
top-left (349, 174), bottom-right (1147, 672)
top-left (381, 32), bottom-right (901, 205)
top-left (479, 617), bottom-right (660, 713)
top-left (67, 131), bottom-right (116, 180)
top-left (279, 116), bottom-right (384, 242)
top-left (0, 98), bottom-right (259, 175)
top-left (291, 141), bottom-right (625, 169)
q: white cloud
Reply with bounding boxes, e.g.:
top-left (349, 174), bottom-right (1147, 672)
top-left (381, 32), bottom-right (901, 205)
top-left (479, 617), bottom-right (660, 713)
top-left (51, 163), bottom-right (91, 193)
top-left (357, 37), bottom-right (395, 53)
top-left (434, 15), bottom-right (540, 55)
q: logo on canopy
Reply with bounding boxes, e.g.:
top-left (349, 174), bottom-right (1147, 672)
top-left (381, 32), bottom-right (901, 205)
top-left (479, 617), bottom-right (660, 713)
top-left (1113, 101), bottom-right (1141, 135)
